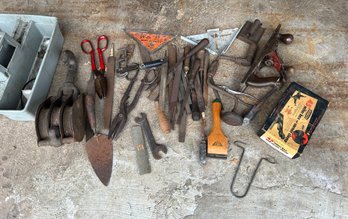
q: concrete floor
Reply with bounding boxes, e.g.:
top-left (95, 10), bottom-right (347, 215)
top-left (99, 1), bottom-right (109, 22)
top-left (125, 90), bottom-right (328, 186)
top-left (1, 0), bottom-right (348, 218)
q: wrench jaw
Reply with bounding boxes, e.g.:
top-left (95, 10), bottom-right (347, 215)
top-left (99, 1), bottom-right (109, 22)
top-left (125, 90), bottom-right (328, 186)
top-left (153, 144), bottom-right (168, 160)
top-left (134, 113), bottom-right (146, 124)
top-left (134, 113), bottom-right (168, 160)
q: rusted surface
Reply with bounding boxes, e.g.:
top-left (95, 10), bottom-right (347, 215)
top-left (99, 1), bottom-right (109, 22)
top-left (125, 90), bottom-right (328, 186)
top-left (103, 46), bottom-right (115, 129)
top-left (35, 50), bottom-right (84, 147)
top-left (85, 134), bottom-right (113, 186)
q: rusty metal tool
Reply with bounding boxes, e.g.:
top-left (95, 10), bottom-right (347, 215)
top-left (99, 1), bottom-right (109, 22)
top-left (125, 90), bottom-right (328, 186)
top-left (176, 59), bottom-right (201, 124)
top-left (109, 43), bottom-right (156, 140)
top-left (137, 43), bottom-right (171, 135)
top-left (188, 51), bottom-right (200, 121)
top-left (203, 51), bottom-right (209, 105)
top-left (178, 109), bottom-right (188, 143)
top-left (166, 44), bottom-right (177, 107)
top-left (35, 50), bottom-right (85, 147)
top-left (85, 73), bottom-right (97, 135)
top-left (198, 117), bottom-right (207, 165)
top-left (220, 19), bottom-right (265, 66)
top-left (116, 58), bottom-right (166, 76)
top-left (230, 141), bottom-right (276, 198)
top-left (132, 125), bottom-right (151, 175)
top-left (168, 38), bottom-right (209, 75)
top-left (103, 43), bottom-right (116, 129)
top-left (147, 39), bottom-right (208, 102)
top-left (168, 48), bottom-right (183, 128)
top-left (193, 61), bottom-right (206, 118)
top-left (165, 44), bottom-right (177, 114)
top-left (180, 60), bottom-right (192, 114)
top-left (239, 24), bottom-right (293, 91)
top-left (207, 59), bottom-right (259, 104)
top-left (108, 57), bottom-right (160, 140)
top-left (81, 35), bottom-right (108, 99)
top-left (195, 50), bottom-right (208, 163)
top-left (177, 66), bottom-right (192, 142)
top-left (221, 25), bottom-right (294, 126)
top-left (116, 44), bottom-right (135, 74)
top-left (159, 57), bottom-right (168, 111)
top-left (207, 99), bottom-right (228, 158)
top-left (177, 67), bottom-right (192, 142)
top-left (196, 50), bottom-right (205, 89)
top-left (198, 138), bottom-right (207, 165)
top-left (108, 69), bottom-right (143, 140)
top-left (208, 24), bottom-right (294, 127)
top-left (85, 134), bottom-right (113, 186)
top-left (190, 89), bottom-right (201, 121)
top-left (135, 113), bottom-right (167, 160)
top-left (183, 45), bottom-right (191, 76)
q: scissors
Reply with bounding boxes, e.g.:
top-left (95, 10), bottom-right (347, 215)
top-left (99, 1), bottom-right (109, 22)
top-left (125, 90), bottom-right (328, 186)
top-left (108, 61), bottom-right (165, 140)
top-left (116, 59), bottom-right (166, 84)
top-left (81, 35), bottom-right (108, 99)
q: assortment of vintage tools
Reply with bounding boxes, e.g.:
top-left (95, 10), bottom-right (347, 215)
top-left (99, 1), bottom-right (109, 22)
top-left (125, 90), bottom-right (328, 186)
top-left (209, 22), bottom-right (294, 127)
top-left (33, 19), bottom-right (328, 199)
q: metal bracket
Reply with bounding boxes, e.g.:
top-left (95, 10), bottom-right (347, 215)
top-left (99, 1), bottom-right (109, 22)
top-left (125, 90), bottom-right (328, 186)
top-left (181, 28), bottom-right (241, 55)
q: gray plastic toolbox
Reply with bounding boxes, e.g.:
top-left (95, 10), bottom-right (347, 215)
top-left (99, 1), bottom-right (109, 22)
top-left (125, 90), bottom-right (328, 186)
top-left (0, 14), bottom-right (64, 121)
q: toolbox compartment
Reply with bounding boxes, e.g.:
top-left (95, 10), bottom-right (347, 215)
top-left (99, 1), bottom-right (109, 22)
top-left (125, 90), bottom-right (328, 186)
top-left (0, 14), bottom-right (63, 121)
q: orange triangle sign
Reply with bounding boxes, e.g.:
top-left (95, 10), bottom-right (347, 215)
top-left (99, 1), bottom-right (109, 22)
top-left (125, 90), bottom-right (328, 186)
top-left (125, 30), bottom-right (176, 53)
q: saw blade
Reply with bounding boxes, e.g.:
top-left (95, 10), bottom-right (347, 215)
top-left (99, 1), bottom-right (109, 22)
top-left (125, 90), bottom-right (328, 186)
top-left (125, 29), bottom-right (176, 53)
top-left (181, 28), bottom-right (241, 55)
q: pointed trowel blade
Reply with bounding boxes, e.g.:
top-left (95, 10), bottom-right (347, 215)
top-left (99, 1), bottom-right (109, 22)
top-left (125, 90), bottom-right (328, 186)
top-left (85, 134), bottom-right (113, 186)
top-left (181, 28), bottom-right (241, 55)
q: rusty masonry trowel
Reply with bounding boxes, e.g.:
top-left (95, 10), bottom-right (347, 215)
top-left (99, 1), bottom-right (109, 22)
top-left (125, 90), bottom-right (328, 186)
top-left (84, 50), bottom-right (114, 186)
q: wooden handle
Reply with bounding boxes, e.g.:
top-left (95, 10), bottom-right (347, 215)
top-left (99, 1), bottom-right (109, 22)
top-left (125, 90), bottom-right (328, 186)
top-left (211, 100), bottom-right (222, 132)
top-left (155, 102), bottom-right (170, 134)
top-left (169, 39), bottom-right (209, 74)
top-left (207, 99), bottom-right (228, 158)
top-left (183, 45), bottom-right (191, 73)
top-left (186, 38), bottom-right (209, 58)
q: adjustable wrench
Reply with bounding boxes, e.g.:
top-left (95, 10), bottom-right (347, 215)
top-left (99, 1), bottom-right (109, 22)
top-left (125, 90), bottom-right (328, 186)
top-left (135, 113), bottom-right (168, 160)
